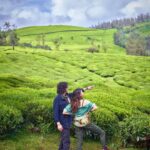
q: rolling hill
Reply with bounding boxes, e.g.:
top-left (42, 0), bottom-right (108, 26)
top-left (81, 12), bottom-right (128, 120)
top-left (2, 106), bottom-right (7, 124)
top-left (0, 23), bottom-right (150, 149)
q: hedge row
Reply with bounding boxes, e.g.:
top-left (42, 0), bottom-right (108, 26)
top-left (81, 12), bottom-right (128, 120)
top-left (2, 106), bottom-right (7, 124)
top-left (0, 101), bottom-right (54, 137)
top-left (0, 101), bottom-right (150, 146)
top-left (0, 104), bottom-right (23, 137)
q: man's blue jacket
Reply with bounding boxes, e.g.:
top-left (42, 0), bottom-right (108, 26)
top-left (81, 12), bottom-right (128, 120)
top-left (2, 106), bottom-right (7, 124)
top-left (53, 93), bottom-right (73, 128)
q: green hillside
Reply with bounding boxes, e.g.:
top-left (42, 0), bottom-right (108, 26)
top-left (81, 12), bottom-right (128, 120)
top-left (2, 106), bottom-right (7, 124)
top-left (124, 22), bottom-right (150, 36)
top-left (16, 25), bottom-right (92, 36)
top-left (17, 25), bottom-right (125, 54)
top-left (0, 24), bottom-right (150, 149)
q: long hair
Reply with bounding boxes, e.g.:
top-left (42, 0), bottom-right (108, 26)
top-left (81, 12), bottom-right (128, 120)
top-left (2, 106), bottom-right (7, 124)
top-left (57, 82), bottom-right (68, 94)
top-left (71, 88), bottom-right (83, 113)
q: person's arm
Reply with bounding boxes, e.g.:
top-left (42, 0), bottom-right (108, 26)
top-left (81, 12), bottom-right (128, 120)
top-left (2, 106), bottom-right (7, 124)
top-left (53, 97), bottom-right (63, 131)
top-left (68, 86), bottom-right (94, 98)
top-left (85, 100), bottom-right (98, 112)
top-left (91, 104), bottom-right (98, 111)
top-left (63, 104), bottom-right (72, 115)
top-left (82, 85), bottom-right (94, 92)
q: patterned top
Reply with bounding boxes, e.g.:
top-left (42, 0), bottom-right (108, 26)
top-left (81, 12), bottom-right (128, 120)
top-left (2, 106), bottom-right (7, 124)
top-left (64, 99), bottom-right (96, 117)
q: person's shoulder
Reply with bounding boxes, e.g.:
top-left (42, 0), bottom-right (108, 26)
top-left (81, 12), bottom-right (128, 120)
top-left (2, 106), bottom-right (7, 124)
top-left (83, 99), bottom-right (91, 105)
top-left (54, 94), bottom-right (62, 100)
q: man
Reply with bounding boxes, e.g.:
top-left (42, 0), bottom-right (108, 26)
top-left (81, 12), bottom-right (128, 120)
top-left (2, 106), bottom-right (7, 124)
top-left (53, 82), bottom-right (93, 150)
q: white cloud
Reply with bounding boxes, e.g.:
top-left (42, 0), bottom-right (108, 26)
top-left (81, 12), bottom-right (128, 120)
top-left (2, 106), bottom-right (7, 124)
top-left (51, 0), bottom-right (107, 26)
top-left (0, 0), bottom-right (149, 27)
top-left (121, 0), bottom-right (150, 17)
top-left (10, 7), bottom-right (52, 27)
top-left (86, 5), bottom-right (107, 20)
top-left (50, 0), bottom-right (138, 26)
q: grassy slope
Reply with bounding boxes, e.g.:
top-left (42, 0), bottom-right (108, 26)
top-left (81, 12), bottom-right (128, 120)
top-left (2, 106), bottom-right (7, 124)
top-left (16, 25), bottom-right (92, 36)
top-left (0, 24), bottom-right (150, 149)
top-left (124, 22), bottom-right (150, 36)
top-left (17, 25), bottom-right (125, 54)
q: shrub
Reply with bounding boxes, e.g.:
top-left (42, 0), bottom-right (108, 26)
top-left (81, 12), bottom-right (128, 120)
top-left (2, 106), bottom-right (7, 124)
top-left (91, 108), bottom-right (119, 139)
top-left (35, 44), bottom-right (51, 50)
top-left (20, 43), bottom-right (51, 50)
top-left (70, 36), bottom-right (74, 40)
top-left (22, 102), bottom-right (54, 133)
top-left (43, 45), bottom-right (51, 50)
top-left (20, 42), bottom-right (33, 48)
top-left (120, 115), bottom-right (150, 145)
top-left (87, 47), bottom-right (99, 53)
top-left (52, 38), bottom-right (61, 50)
top-left (0, 104), bottom-right (23, 137)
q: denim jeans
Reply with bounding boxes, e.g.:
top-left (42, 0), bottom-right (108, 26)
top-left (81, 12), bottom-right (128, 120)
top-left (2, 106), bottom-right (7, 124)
top-left (58, 128), bottom-right (70, 150)
top-left (75, 123), bottom-right (106, 150)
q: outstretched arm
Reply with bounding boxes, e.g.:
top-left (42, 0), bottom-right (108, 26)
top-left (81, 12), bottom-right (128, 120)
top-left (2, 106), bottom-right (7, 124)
top-left (68, 85), bottom-right (94, 98)
top-left (82, 85), bottom-right (94, 92)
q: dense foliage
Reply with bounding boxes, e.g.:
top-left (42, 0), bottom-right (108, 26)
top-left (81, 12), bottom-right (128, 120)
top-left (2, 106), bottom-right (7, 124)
top-left (114, 23), bottom-right (150, 56)
top-left (92, 13), bottom-right (150, 29)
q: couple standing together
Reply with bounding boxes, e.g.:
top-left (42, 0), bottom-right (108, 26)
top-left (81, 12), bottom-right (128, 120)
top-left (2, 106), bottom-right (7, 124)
top-left (53, 82), bottom-right (109, 150)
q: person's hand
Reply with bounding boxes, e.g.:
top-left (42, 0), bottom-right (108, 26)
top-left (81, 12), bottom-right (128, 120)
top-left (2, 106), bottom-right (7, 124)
top-left (86, 85), bottom-right (94, 90)
top-left (57, 122), bottom-right (63, 132)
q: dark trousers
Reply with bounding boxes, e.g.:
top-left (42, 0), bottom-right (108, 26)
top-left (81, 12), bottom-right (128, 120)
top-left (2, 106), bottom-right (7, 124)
top-left (75, 123), bottom-right (106, 150)
top-left (59, 128), bottom-right (70, 150)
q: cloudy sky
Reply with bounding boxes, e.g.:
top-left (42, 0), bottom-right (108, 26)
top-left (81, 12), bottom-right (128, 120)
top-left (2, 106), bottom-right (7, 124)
top-left (0, 0), bottom-right (150, 28)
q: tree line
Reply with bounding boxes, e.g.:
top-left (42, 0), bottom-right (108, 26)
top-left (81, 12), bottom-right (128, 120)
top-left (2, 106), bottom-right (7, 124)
top-left (114, 29), bottom-right (150, 56)
top-left (0, 22), bottom-right (19, 50)
top-left (0, 22), bottom-right (52, 51)
top-left (91, 13), bottom-right (150, 29)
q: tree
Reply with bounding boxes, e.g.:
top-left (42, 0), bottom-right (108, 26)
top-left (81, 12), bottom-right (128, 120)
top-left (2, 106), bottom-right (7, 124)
top-left (126, 32), bottom-right (146, 56)
top-left (53, 38), bottom-right (61, 50)
top-left (36, 35), bottom-right (41, 46)
top-left (41, 33), bottom-right (45, 46)
top-left (103, 42), bottom-right (107, 53)
top-left (0, 30), bottom-right (7, 46)
top-left (91, 13), bottom-right (150, 29)
top-left (36, 33), bottom-right (46, 46)
top-left (9, 31), bottom-right (20, 50)
top-left (114, 29), bottom-right (126, 48)
top-left (3, 22), bottom-right (11, 31)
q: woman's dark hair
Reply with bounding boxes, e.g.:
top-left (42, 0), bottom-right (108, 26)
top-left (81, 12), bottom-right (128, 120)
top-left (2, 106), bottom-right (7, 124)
top-left (71, 88), bottom-right (83, 113)
top-left (57, 82), bottom-right (68, 94)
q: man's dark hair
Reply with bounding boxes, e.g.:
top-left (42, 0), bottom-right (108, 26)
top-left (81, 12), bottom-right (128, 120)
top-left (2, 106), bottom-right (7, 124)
top-left (57, 82), bottom-right (68, 94)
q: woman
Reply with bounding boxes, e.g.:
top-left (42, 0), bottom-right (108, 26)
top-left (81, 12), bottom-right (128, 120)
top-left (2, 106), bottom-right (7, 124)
top-left (63, 88), bottom-right (109, 150)
top-left (53, 82), bottom-right (93, 150)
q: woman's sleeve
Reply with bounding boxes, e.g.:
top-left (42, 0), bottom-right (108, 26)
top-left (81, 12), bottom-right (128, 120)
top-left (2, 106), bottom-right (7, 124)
top-left (87, 101), bottom-right (96, 112)
top-left (63, 104), bottom-right (72, 114)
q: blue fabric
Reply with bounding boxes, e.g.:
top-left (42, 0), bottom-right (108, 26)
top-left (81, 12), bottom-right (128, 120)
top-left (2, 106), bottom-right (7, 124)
top-left (53, 93), bottom-right (73, 128)
top-left (64, 100), bottom-right (95, 117)
top-left (59, 128), bottom-right (70, 150)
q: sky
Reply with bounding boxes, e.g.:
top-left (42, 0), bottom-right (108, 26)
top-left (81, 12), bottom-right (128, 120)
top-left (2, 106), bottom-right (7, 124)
top-left (0, 0), bottom-right (150, 28)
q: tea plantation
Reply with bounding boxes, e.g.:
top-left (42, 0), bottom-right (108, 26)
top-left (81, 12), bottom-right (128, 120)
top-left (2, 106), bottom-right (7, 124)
top-left (0, 23), bottom-right (150, 149)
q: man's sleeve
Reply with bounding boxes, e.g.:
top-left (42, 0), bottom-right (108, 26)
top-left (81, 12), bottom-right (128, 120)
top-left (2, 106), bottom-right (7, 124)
top-left (53, 97), bottom-right (60, 123)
